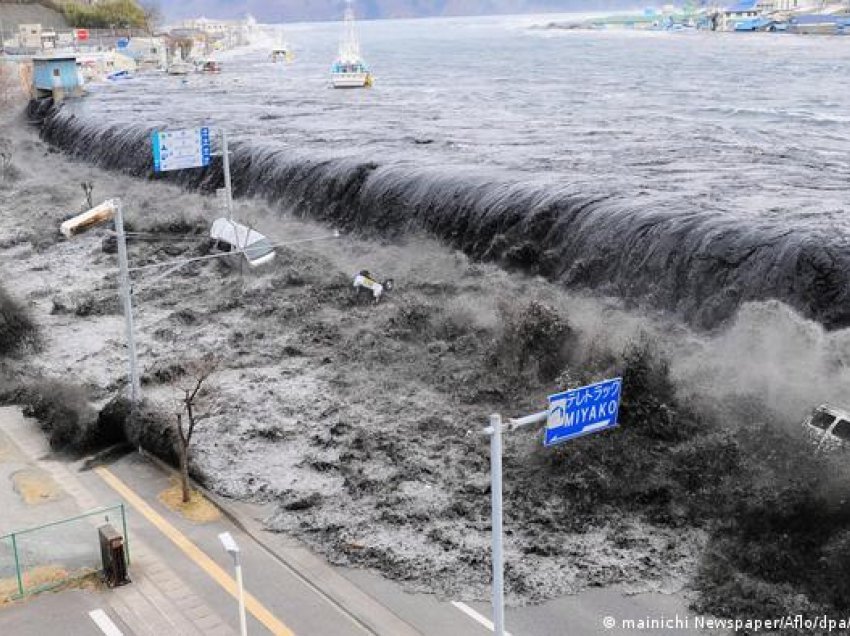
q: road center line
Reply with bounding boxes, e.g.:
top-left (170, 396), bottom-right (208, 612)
top-left (451, 601), bottom-right (514, 635)
top-left (88, 609), bottom-right (124, 636)
top-left (94, 466), bottom-right (295, 636)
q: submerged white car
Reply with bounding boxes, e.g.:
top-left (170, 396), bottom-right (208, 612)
top-left (210, 217), bottom-right (275, 267)
top-left (802, 404), bottom-right (850, 453)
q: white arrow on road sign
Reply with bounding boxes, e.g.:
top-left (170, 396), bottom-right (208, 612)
top-left (544, 377), bottom-right (622, 447)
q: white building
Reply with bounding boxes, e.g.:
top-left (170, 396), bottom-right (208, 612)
top-left (757, 0), bottom-right (814, 11)
top-left (18, 23), bottom-right (42, 49)
top-left (176, 16), bottom-right (252, 47)
top-left (181, 17), bottom-right (228, 35)
top-left (126, 36), bottom-right (168, 68)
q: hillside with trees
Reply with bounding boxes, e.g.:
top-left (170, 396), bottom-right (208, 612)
top-left (59, 1), bottom-right (144, 28)
top-left (0, 0), bottom-right (156, 30)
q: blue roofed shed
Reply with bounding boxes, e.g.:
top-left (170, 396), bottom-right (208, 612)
top-left (32, 56), bottom-right (82, 99)
top-left (723, 0), bottom-right (761, 30)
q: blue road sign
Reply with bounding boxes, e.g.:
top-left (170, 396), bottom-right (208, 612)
top-left (152, 127), bottom-right (212, 173)
top-left (544, 377), bottom-right (622, 447)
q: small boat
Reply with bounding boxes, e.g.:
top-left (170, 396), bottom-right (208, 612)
top-left (197, 59), bottom-right (222, 74)
top-left (271, 26), bottom-right (294, 63)
top-left (331, 0), bottom-right (372, 89)
top-left (106, 69), bottom-right (132, 81)
top-left (167, 60), bottom-right (193, 76)
top-left (271, 48), bottom-right (293, 63)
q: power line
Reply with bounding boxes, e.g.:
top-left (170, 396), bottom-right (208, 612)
top-left (127, 233), bottom-right (341, 275)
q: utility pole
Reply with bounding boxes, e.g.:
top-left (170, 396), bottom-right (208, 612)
top-left (221, 129), bottom-right (233, 220)
top-left (488, 413), bottom-right (505, 636)
top-left (114, 199), bottom-right (141, 404)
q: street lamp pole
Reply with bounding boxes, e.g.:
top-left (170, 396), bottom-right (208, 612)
top-left (218, 532), bottom-right (248, 636)
top-left (65, 194), bottom-right (337, 411)
top-left (234, 555), bottom-right (247, 636)
top-left (113, 199), bottom-right (141, 403)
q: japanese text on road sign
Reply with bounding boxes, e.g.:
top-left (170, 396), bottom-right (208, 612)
top-left (544, 377), bottom-right (622, 447)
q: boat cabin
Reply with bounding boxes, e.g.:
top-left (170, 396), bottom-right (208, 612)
top-left (332, 60), bottom-right (368, 74)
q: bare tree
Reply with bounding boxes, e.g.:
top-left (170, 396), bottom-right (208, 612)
top-left (139, 0), bottom-right (163, 36)
top-left (174, 354), bottom-right (220, 503)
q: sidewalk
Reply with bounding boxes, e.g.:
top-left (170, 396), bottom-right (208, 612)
top-left (0, 406), bottom-right (430, 636)
top-left (0, 406), bottom-right (236, 636)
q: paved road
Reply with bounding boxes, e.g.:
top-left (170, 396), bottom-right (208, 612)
top-left (1, 406), bottom-right (722, 635)
top-left (0, 588), bottom-right (133, 636)
top-left (87, 454), bottom-right (711, 636)
top-left (85, 454), bottom-right (382, 635)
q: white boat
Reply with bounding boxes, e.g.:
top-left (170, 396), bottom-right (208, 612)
top-left (271, 27), bottom-right (294, 63)
top-left (167, 60), bottom-right (193, 76)
top-left (331, 0), bottom-right (372, 89)
top-left (196, 59), bottom-right (222, 74)
top-left (271, 47), bottom-right (293, 63)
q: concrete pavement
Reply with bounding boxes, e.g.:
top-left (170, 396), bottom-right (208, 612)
top-left (0, 406), bottom-right (238, 636)
top-left (0, 588), bottom-right (134, 636)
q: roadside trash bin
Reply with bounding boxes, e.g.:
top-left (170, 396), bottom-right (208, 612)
top-left (98, 523), bottom-right (130, 587)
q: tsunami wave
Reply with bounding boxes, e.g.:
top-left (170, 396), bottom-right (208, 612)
top-left (39, 105), bottom-right (850, 330)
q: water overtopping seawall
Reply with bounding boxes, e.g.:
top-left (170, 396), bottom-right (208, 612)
top-left (40, 107), bottom-right (850, 330)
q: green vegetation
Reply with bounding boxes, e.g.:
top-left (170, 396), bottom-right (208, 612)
top-left (15, 379), bottom-right (99, 451)
top-left (0, 283), bottom-right (37, 356)
top-left (59, 0), bottom-right (147, 29)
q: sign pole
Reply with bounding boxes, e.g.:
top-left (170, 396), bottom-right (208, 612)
top-left (481, 378), bottom-right (621, 636)
top-left (221, 129), bottom-right (233, 220)
top-left (114, 199), bottom-right (140, 404)
top-left (488, 413), bottom-right (505, 636)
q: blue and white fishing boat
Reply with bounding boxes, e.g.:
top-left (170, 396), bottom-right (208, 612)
top-left (331, 1), bottom-right (372, 89)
